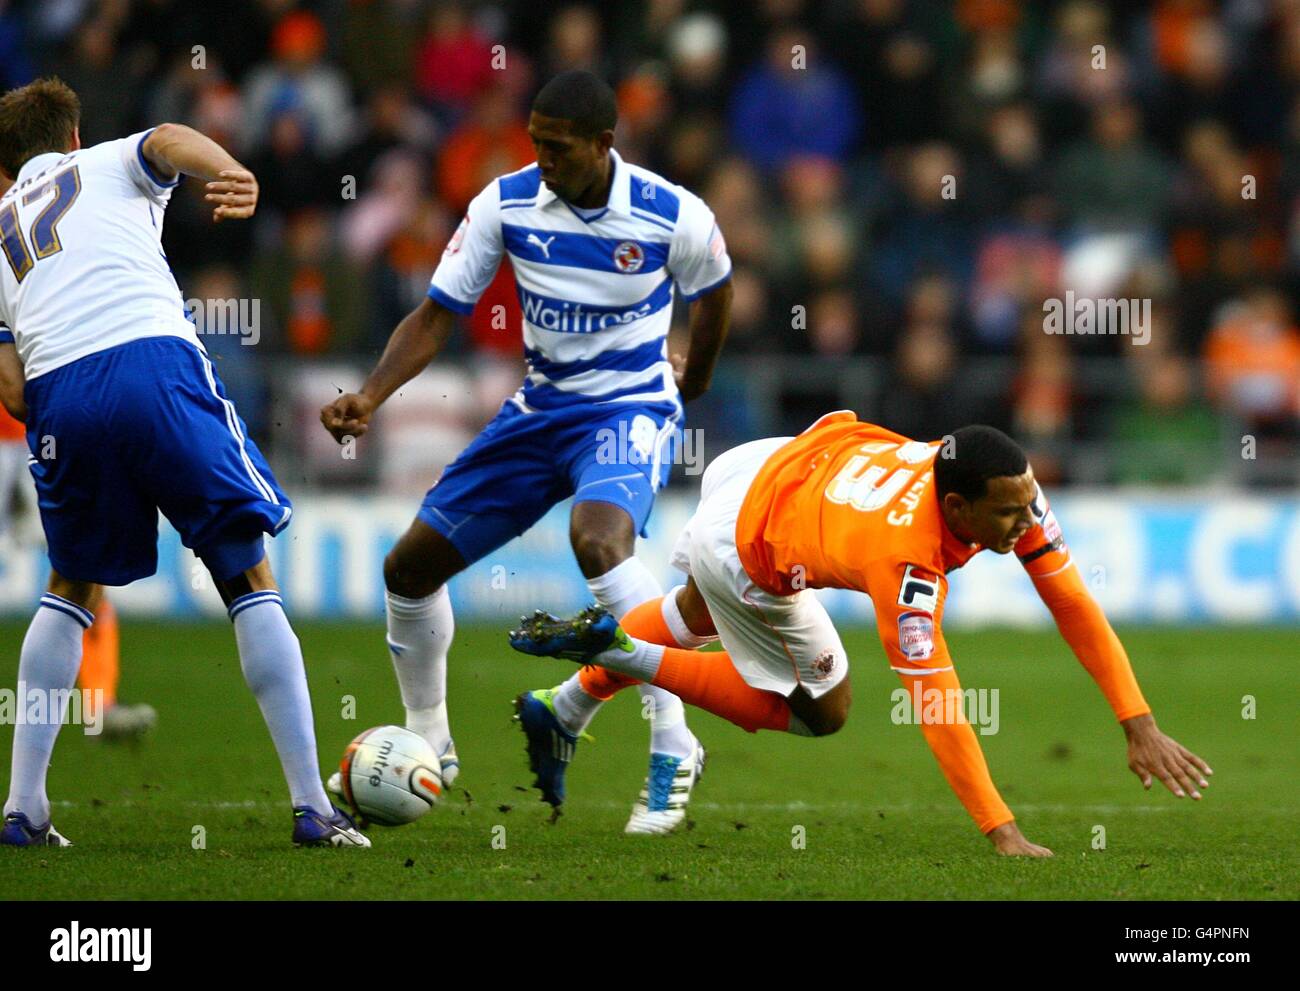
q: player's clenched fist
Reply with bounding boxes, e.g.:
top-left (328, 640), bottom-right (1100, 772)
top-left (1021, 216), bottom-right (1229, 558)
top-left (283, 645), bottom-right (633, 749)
top-left (205, 169), bottom-right (259, 223)
top-left (320, 392), bottom-right (376, 442)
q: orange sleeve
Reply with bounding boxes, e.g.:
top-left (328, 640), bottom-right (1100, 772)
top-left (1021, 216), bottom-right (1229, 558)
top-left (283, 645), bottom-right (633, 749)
top-left (1029, 561), bottom-right (1151, 721)
top-left (896, 666), bottom-right (1016, 834)
top-left (1015, 482), bottom-right (1151, 722)
top-left (869, 562), bottom-right (1015, 834)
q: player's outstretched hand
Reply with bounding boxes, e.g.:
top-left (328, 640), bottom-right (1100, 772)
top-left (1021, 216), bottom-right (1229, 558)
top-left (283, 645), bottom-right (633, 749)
top-left (987, 822), bottom-right (1054, 857)
top-left (1122, 713), bottom-right (1212, 799)
top-left (320, 392), bottom-right (376, 442)
top-left (205, 169), bottom-right (259, 223)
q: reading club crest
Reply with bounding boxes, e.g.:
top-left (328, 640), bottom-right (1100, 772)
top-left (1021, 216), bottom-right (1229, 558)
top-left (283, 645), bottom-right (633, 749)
top-left (613, 241), bottom-right (644, 272)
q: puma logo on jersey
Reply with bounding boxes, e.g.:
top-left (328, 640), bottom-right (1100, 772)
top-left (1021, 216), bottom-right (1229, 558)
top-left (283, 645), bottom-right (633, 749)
top-left (526, 233), bottom-right (556, 258)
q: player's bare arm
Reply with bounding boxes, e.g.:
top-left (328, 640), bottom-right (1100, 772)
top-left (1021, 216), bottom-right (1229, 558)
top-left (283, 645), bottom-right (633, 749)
top-left (672, 277), bottom-right (732, 402)
top-left (319, 296), bottom-right (456, 442)
top-left (0, 341), bottom-right (24, 421)
top-left (140, 123), bottom-right (258, 223)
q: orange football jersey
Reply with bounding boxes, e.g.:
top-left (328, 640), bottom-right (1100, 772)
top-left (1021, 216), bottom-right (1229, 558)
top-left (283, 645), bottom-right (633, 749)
top-left (736, 410), bottom-right (1072, 675)
top-left (734, 411), bottom-right (1149, 833)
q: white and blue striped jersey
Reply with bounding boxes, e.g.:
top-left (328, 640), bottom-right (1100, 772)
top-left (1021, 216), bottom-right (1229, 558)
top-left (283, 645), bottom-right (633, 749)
top-left (0, 130), bottom-right (198, 380)
top-left (428, 148), bottom-right (732, 411)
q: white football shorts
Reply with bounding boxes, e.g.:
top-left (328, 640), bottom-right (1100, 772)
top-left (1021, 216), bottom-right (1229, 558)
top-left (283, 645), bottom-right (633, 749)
top-left (670, 436), bottom-right (850, 700)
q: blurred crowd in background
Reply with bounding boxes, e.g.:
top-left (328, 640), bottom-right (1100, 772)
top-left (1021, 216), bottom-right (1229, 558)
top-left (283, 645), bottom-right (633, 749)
top-left (2, 0), bottom-right (1299, 488)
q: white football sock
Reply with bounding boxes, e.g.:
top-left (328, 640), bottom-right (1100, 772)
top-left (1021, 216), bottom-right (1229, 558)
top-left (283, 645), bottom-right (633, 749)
top-left (585, 556), bottom-right (662, 627)
top-left (555, 562), bottom-right (697, 757)
top-left (553, 556), bottom-right (657, 734)
top-left (385, 587), bottom-right (453, 753)
top-left (638, 686), bottom-right (693, 757)
top-left (229, 591), bottom-right (332, 815)
top-left (551, 676), bottom-right (602, 737)
top-left (4, 595), bottom-right (89, 825)
top-left (643, 586), bottom-right (715, 756)
top-left (549, 557), bottom-right (677, 749)
top-left (592, 635), bottom-right (665, 681)
top-left (662, 584), bottom-right (719, 649)
top-left (405, 703), bottom-right (450, 752)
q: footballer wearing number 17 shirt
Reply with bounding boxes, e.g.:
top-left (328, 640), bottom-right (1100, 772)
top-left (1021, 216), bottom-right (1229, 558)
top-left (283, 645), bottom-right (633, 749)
top-left (0, 78), bottom-right (365, 848)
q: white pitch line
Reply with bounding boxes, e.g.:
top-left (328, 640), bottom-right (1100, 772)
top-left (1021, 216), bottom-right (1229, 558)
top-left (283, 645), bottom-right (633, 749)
top-left (48, 799), bottom-right (1176, 814)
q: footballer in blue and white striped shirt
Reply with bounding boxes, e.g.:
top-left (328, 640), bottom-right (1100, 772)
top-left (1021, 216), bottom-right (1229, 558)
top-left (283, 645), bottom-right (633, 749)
top-left (321, 71), bottom-right (734, 833)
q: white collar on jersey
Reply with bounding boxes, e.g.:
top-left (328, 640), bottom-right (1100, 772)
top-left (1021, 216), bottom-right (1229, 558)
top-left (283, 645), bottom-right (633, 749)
top-left (535, 147), bottom-right (632, 215)
top-left (12, 151), bottom-right (67, 187)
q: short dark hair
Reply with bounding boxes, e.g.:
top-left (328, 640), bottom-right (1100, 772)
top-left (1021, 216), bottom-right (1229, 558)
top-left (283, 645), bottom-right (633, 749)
top-left (0, 77), bottom-right (80, 179)
top-left (531, 71), bottom-right (617, 138)
top-left (933, 425), bottom-right (1028, 502)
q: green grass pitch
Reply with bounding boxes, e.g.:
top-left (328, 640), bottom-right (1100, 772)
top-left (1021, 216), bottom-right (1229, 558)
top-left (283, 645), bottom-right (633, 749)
top-left (0, 620), bottom-right (1295, 900)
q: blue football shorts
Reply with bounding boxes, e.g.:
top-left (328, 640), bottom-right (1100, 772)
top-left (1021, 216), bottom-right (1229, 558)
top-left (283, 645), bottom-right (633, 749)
top-left (23, 336), bottom-right (291, 585)
top-left (417, 397), bottom-right (680, 566)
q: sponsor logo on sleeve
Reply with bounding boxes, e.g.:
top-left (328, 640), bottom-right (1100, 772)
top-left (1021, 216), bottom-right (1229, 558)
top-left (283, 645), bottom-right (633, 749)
top-left (1028, 483), bottom-right (1064, 546)
top-left (708, 223), bottom-right (726, 261)
top-left (444, 217), bottom-right (468, 256)
top-left (1042, 508), bottom-right (1063, 544)
top-left (897, 611), bottom-right (935, 661)
top-left (897, 564), bottom-right (940, 614)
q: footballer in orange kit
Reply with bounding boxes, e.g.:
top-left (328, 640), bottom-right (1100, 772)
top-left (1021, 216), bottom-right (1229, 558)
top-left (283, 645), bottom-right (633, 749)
top-left (510, 412), bottom-right (1213, 855)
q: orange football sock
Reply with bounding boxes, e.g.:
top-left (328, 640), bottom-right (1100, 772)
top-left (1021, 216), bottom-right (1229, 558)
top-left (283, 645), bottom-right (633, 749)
top-left (649, 645), bottom-right (791, 734)
top-left (578, 665), bottom-right (636, 701)
top-left (578, 597), bottom-right (793, 733)
top-left (78, 598), bottom-right (120, 716)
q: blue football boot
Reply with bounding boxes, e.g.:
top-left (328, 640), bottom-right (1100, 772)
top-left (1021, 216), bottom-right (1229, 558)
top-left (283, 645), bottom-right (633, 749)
top-left (291, 805), bottom-right (371, 848)
top-left (1, 810), bottom-right (72, 847)
top-left (508, 605), bottom-right (626, 664)
top-left (513, 687), bottom-right (595, 809)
